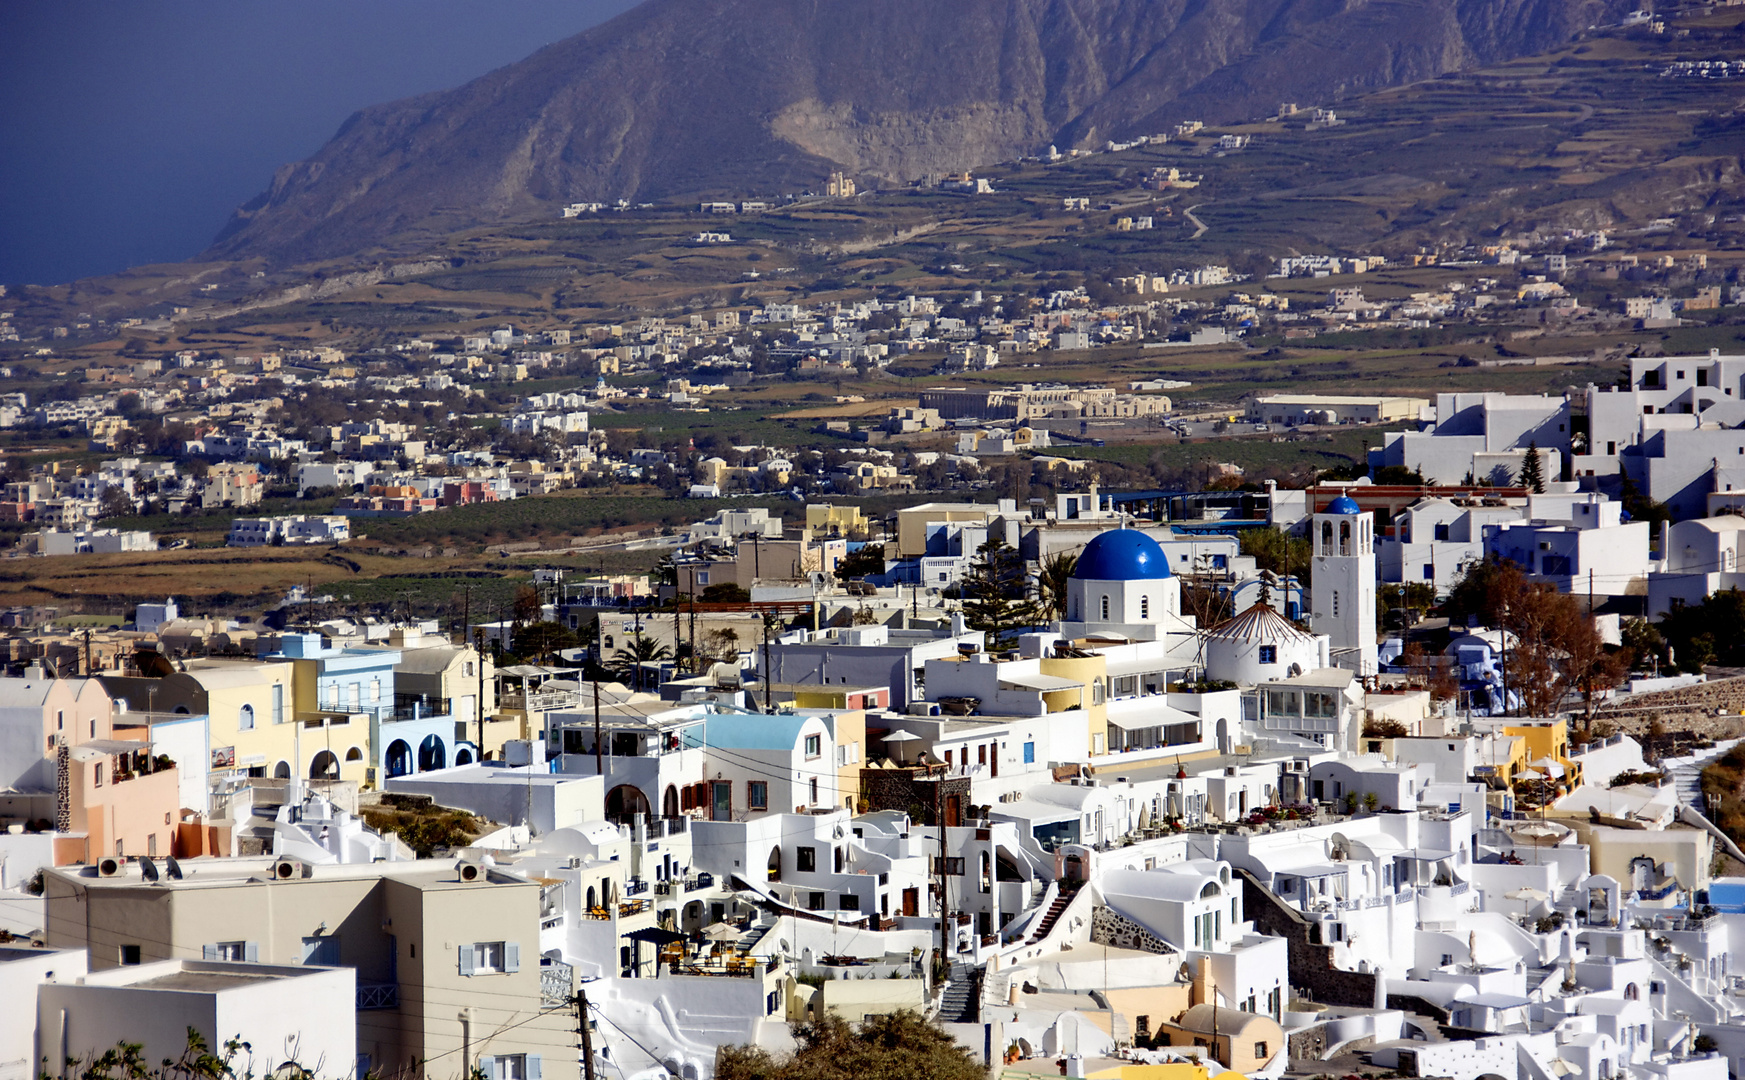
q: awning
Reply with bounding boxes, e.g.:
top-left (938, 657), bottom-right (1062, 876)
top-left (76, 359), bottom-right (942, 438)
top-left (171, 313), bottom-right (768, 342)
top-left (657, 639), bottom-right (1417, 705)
top-left (1458, 993), bottom-right (1533, 1009)
top-left (999, 673), bottom-right (1084, 691)
top-left (1409, 849), bottom-right (1458, 861)
top-left (623, 927), bottom-right (686, 946)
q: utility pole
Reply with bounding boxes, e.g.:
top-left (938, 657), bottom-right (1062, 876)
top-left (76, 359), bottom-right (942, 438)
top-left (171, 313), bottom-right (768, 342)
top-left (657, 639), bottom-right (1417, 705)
top-left (935, 776), bottom-right (950, 988)
top-left (82, 630), bottom-right (92, 677)
top-left (760, 609), bottom-right (774, 712)
top-left (593, 667), bottom-right (603, 779)
top-left (576, 988), bottom-right (597, 1080)
top-left (473, 628), bottom-right (487, 755)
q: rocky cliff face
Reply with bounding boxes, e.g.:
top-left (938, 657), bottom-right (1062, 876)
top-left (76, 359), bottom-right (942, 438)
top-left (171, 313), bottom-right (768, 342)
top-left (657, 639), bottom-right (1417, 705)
top-left (210, 0), bottom-right (1627, 265)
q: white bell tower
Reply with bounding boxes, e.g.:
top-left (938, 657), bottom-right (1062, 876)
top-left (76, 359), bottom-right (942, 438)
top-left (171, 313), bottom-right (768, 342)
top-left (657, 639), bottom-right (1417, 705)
top-left (1310, 495), bottom-right (1377, 677)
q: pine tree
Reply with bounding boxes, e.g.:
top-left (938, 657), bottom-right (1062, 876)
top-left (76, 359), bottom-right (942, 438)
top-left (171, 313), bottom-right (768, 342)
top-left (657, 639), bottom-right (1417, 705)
top-left (959, 537), bottom-right (1040, 650)
top-left (1517, 440), bottom-right (1545, 493)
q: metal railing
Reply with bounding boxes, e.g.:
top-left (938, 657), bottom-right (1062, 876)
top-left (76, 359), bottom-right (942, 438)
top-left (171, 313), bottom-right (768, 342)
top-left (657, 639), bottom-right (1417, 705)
top-left (357, 983), bottom-right (399, 1010)
top-left (540, 961), bottom-right (573, 1009)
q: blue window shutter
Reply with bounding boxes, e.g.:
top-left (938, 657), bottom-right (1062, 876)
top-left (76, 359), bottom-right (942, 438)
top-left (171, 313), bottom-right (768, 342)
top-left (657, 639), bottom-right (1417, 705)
top-left (459, 945), bottom-right (476, 976)
top-left (244, 942), bottom-right (259, 962)
top-left (203, 945), bottom-right (219, 960)
top-left (505, 942), bottom-right (521, 973)
top-left (527, 1056), bottom-right (541, 1080)
top-left (477, 1057), bottom-right (494, 1080)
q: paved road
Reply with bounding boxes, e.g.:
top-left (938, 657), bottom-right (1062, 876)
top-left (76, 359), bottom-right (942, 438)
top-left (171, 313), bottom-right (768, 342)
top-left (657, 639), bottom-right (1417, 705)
top-left (1183, 203), bottom-right (1209, 239)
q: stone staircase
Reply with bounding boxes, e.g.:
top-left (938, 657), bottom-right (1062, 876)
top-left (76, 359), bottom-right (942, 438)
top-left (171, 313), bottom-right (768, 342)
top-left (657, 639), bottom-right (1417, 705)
top-left (1027, 886), bottom-right (1077, 943)
top-left (938, 962), bottom-right (981, 1024)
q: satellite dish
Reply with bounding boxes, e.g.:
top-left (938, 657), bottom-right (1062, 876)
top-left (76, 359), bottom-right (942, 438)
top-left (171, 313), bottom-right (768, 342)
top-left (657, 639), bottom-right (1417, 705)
top-left (166, 856), bottom-right (184, 880)
top-left (139, 857), bottom-right (160, 883)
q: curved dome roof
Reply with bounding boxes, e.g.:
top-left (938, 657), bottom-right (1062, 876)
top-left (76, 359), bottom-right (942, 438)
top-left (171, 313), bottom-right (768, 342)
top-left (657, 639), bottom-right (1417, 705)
top-left (1073, 529), bottom-right (1170, 581)
top-left (1325, 494), bottom-right (1362, 515)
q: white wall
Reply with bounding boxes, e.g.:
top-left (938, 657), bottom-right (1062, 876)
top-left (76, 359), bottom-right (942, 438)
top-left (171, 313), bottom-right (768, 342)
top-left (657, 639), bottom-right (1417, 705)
top-left (39, 961), bottom-right (354, 1080)
top-left (0, 947), bottom-right (85, 1080)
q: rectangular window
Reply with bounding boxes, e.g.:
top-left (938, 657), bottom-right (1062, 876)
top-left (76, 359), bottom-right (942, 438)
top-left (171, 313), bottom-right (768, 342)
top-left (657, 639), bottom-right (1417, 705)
top-left (808, 892), bottom-right (825, 911)
top-left (1255, 1043), bottom-right (1269, 1059)
top-left (206, 940), bottom-right (251, 961)
top-left (272, 684), bottom-right (284, 724)
top-left (1257, 645), bottom-right (1276, 664)
top-left (1423, 564), bottom-right (1435, 581)
top-left (748, 781), bottom-right (768, 810)
top-left (809, 777), bottom-right (819, 803)
top-left (460, 941), bottom-right (519, 974)
top-left (480, 1055), bottom-right (538, 1080)
top-left (94, 763), bottom-right (103, 787)
top-left (1023, 741), bottom-right (1035, 764)
top-left (120, 945), bottom-right (142, 966)
top-left (797, 847), bottom-right (817, 872)
top-left (804, 734), bottom-right (822, 759)
top-left (838, 894), bottom-right (860, 911)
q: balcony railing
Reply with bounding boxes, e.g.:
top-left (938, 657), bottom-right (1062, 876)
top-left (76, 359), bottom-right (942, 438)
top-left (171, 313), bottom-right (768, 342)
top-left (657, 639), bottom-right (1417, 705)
top-left (357, 983), bottom-right (399, 1010)
top-left (390, 695), bottom-right (452, 722)
top-left (540, 961), bottom-right (573, 1009)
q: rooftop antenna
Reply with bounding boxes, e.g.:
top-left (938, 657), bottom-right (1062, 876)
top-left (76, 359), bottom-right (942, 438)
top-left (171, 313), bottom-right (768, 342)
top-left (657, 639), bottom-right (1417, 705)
top-left (140, 856), bottom-right (159, 883)
top-left (165, 855), bottom-right (184, 880)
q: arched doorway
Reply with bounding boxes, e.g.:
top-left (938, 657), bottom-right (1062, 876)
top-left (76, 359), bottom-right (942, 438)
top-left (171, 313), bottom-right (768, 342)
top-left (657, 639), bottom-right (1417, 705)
top-left (605, 784), bottom-right (651, 825)
top-left (417, 734), bottom-right (446, 772)
top-left (385, 740), bottom-right (412, 778)
top-left (767, 846), bottom-right (782, 882)
top-left (273, 760), bottom-right (291, 779)
top-left (455, 748), bottom-right (474, 766)
top-left (664, 785), bottom-right (680, 819)
top-left (309, 751), bottom-right (339, 780)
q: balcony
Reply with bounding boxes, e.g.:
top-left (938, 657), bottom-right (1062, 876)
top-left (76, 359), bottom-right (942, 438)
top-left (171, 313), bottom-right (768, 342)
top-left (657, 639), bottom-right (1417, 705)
top-left (391, 695), bottom-right (452, 722)
top-left (540, 961), bottom-right (573, 1009)
top-left (501, 687), bottom-right (582, 713)
top-left (357, 983), bottom-right (399, 1010)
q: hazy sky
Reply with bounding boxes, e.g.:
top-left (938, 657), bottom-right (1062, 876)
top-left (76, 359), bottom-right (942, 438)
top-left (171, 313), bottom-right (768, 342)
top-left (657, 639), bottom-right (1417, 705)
top-left (0, 0), bottom-right (641, 286)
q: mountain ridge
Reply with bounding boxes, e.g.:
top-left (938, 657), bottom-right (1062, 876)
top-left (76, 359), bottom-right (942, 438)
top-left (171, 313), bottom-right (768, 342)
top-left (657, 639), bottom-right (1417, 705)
top-left (209, 0), bottom-right (1630, 266)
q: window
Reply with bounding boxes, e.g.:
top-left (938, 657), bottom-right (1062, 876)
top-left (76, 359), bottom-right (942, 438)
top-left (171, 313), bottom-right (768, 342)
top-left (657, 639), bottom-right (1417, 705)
top-left (1140, 595), bottom-right (1150, 620)
top-left (94, 763), bottom-right (103, 787)
top-left (804, 734), bottom-right (822, 759)
top-left (809, 777), bottom-right (819, 804)
top-left (120, 945), bottom-right (142, 966)
top-left (1434, 523), bottom-right (1450, 541)
top-left (148, 834), bottom-right (157, 856)
top-left (272, 684), bottom-right (284, 724)
top-left (465, 661), bottom-right (475, 677)
top-left (479, 1055), bottom-right (539, 1080)
top-left (1100, 595), bottom-right (1110, 620)
top-left (1023, 741), bottom-right (1035, 764)
top-left (838, 894), bottom-right (860, 911)
top-left (205, 941), bottom-right (253, 962)
top-left (459, 941), bottom-right (519, 975)
top-left (748, 781), bottom-right (768, 810)
top-left (56, 710), bottom-right (63, 731)
top-left (933, 857), bottom-right (965, 875)
top-left (797, 847), bottom-right (817, 872)
top-left (239, 704), bottom-right (255, 731)
top-left (1254, 1043), bottom-right (1269, 1060)
top-left (808, 893), bottom-right (825, 910)
top-left (1258, 645), bottom-right (1277, 664)
top-left (348, 682), bottom-right (361, 711)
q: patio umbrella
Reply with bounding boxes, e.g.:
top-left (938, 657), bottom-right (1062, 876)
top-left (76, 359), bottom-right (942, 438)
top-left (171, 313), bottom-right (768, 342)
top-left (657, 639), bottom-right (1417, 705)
top-left (702, 923), bottom-right (740, 941)
top-left (1517, 768), bottom-right (1546, 781)
top-left (1530, 757), bottom-right (1566, 779)
top-left (881, 730), bottom-right (922, 764)
top-left (1512, 821), bottom-right (1564, 866)
top-left (1506, 886), bottom-right (1549, 922)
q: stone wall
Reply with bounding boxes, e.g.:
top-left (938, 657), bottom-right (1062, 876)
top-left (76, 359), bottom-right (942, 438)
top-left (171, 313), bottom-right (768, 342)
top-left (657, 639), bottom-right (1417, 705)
top-left (1237, 867), bottom-right (1378, 1008)
top-left (860, 768), bottom-right (972, 825)
top-left (1091, 905), bottom-right (1179, 957)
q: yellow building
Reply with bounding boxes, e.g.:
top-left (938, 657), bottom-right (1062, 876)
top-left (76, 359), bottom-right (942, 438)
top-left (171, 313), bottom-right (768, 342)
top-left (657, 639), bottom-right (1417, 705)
top-left (1004, 1060), bottom-right (1245, 1080)
top-left (1038, 653), bottom-right (1111, 758)
top-left (104, 659), bottom-right (303, 781)
top-left (893, 503), bottom-right (1003, 559)
top-left (1503, 718), bottom-right (1580, 786)
top-left (805, 503), bottom-right (868, 538)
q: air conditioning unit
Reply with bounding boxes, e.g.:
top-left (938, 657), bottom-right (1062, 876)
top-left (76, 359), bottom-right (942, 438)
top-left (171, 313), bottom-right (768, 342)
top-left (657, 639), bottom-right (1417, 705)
top-left (97, 857), bottom-right (123, 877)
top-left (270, 858), bottom-right (306, 881)
top-left (458, 862), bottom-right (485, 883)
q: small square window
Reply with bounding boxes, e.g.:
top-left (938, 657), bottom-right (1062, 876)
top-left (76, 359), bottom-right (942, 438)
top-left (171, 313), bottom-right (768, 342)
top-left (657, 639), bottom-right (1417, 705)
top-left (797, 846), bottom-right (817, 872)
top-left (1258, 645), bottom-right (1277, 664)
top-left (120, 945), bottom-right (142, 966)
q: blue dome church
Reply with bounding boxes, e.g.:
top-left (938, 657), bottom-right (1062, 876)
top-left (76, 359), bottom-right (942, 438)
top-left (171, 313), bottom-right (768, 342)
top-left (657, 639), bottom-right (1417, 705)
top-left (1063, 529), bottom-right (1183, 633)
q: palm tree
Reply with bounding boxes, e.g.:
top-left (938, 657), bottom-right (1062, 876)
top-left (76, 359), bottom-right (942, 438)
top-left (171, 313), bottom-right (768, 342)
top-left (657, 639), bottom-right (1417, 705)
top-left (611, 637), bottom-right (673, 689)
top-left (1037, 551), bottom-right (1079, 622)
